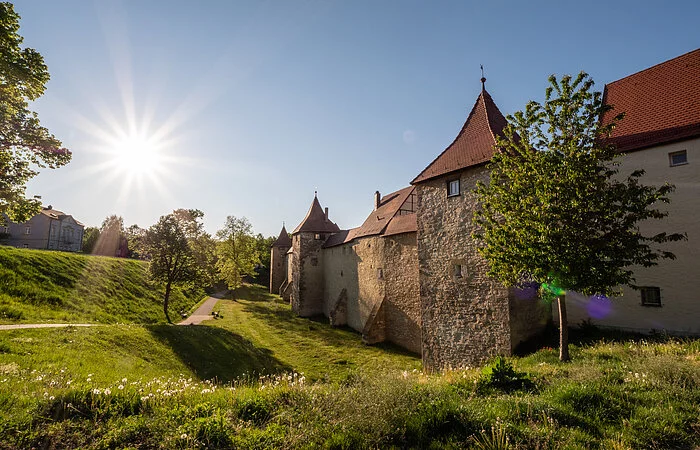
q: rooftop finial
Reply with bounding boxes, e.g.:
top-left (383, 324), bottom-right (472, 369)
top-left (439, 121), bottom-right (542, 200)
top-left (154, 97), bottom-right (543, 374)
top-left (314, 189), bottom-right (317, 198)
top-left (282, 221), bottom-right (285, 227)
top-left (480, 64), bottom-right (486, 90)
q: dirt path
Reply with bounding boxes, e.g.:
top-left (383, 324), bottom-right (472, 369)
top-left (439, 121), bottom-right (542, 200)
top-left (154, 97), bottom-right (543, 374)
top-left (0, 323), bottom-right (94, 330)
top-left (178, 296), bottom-right (220, 325)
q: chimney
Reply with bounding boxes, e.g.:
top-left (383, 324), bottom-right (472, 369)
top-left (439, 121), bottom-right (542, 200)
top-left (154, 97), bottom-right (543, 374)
top-left (324, 207), bottom-right (329, 221)
top-left (374, 191), bottom-right (381, 210)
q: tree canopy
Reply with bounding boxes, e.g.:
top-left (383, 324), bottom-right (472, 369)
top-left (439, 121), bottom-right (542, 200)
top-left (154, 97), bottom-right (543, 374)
top-left (215, 216), bottom-right (259, 291)
top-left (474, 72), bottom-right (686, 360)
top-left (0, 3), bottom-right (71, 222)
top-left (145, 213), bottom-right (199, 323)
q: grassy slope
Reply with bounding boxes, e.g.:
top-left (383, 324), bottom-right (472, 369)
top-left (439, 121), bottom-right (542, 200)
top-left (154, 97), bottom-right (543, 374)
top-left (0, 284), bottom-right (698, 448)
top-left (0, 246), bottom-right (201, 324)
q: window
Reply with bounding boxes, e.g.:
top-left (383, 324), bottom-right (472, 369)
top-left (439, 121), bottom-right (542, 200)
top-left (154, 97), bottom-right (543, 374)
top-left (314, 233), bottom-right (321, 240)
top-left (447, 179), bottom-right (460, 197)
top-left (24, 226), bottom-right (31, 235)
top-left (640, 287), bottom-right (661, 307)
top-left (23, 244), bottom-right (28, 248)
top-left (377, 268), bottom-right (384, 280)
top-left (669, 150), bottom-right (687, 167)
top-left (454, 264), bottom-right (463, 278)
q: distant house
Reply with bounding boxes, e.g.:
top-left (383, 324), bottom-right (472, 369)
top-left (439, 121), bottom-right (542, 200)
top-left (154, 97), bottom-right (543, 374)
top-left (1, 205), bottom-right (85, 252)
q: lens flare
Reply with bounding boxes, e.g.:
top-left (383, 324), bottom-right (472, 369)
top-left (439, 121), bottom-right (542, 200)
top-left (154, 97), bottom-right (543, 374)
top-left (587, 294), bottom-right (612, 319)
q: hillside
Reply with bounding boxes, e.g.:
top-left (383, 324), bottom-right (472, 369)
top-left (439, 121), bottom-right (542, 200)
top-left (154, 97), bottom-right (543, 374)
top-left (0, 285), bottom-right (698, 448)
top-left (0, 247), bottom-right (202, 324)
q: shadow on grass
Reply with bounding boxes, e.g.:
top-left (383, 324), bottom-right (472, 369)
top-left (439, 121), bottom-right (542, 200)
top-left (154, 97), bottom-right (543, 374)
top-left (239, 297), bottom-right (420, 358)
top-left (229, 284), bottom-right (281, 302)
top-left (146, 324), bottom-right (292, 383)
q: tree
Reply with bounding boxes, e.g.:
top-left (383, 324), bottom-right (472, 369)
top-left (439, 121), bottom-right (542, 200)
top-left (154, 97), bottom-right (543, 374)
top-left (474, 72), bottom-right (686, 361)
top-left (124, 224), bottom-right (146, 259)
top-left (0, 3), bottom-right (71, 222)
top-left (215, 216), bottom-right (259, 290)
top-left (252, 233), bottom-right (276, 285)
top-left (145, 214), bottom-right (198, 323)
top-left (172, 208), bottom-right (218, 285)
top-left (93, 215), bottom-right (125, 256)
top-left (81, 226), bottom-right (100, 253)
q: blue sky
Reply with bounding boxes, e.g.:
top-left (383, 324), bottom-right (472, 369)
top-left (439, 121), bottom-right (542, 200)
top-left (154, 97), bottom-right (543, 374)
top-left (15, 1), bottom-right (700, 236)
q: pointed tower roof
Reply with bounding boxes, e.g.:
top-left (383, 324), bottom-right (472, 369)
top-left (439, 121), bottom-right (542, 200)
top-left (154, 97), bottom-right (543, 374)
top-left (412, 87), bottom-right (507, 184)
top-left (292, 194), bottom-right (341, 234)
top-left (271, 224), bottom-right (292, 248)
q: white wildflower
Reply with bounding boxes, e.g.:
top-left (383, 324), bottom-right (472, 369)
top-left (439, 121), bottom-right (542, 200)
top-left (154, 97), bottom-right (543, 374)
top-left (104, 388), bottom-right (111, 395)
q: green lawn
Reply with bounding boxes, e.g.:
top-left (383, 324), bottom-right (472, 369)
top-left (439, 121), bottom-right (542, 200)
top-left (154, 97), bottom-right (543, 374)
top-left (0, 246), bottom-right (202, 324)
top-left (0, 283), bottom-right (698, 449)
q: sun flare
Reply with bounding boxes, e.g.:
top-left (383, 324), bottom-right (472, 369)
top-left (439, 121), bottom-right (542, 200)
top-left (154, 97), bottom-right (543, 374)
top-left (111, 135), bottom-right (162, 176)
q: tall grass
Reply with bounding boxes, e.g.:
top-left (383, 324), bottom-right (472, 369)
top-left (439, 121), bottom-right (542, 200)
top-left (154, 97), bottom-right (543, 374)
top-left (0, 247), bottom-right (202, 324)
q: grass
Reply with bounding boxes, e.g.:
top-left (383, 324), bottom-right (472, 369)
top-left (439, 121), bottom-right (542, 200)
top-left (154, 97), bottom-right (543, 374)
top-left (0, 283), bottom-right (699, 448)
top-left (0, 246), bottom-right (202, 324)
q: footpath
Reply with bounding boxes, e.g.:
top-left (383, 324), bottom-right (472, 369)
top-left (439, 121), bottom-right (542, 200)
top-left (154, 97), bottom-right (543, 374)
top-left (177, 296), bottom-right (220, 325)
top-left (0, 295), bottom-right (222, 330)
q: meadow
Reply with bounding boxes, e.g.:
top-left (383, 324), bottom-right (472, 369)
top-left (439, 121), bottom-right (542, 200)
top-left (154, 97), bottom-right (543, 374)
top-left (0, 247), bottom-right (202, 324)
top-left (0, 282), bottom-right (698, 449)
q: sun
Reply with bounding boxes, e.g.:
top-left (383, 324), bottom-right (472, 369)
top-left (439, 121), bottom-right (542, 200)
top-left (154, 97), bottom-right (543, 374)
top-left (111, 135), bottom-right (162, 176)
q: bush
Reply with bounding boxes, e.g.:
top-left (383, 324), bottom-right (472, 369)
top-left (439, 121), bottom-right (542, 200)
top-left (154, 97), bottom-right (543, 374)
top-left (476, 357), bottom-right (535, 394)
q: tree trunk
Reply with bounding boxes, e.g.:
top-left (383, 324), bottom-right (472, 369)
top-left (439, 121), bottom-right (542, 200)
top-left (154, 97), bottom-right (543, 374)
top-left (164, 281), bottom-right (172, 324)
top-left (557, 294), bottom-right (570, 362)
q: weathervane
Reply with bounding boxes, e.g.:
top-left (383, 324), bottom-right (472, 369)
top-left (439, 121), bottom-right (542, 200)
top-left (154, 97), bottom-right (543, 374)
top-left (480, 64), bottom-right (486, 89)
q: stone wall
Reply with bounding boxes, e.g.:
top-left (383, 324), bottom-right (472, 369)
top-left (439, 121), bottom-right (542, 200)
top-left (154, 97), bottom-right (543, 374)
top-left (269, 245), bottom-right (289, 294)
top-left (383, 233), bottom-right (421, 354)
top-left (290, 232), bottom-right (327, 317)
top-left (322, 232), bottom-right (421, 353)
top-left (417, 166), bottom-right (513, 370)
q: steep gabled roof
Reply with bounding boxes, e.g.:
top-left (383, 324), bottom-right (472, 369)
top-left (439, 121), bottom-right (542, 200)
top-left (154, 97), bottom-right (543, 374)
top-left (412, 88), bottom-right (507, 184)
top-left (40, 207), bottom-right (84, 226)
top-left (292, 195), bottom-right (340, 234)
top-left (271, 224), bottom-right (292, 248)
top-left (603, 48), bottom-right (700, 152)
top-left (323, 186), bottom-right (417, 248)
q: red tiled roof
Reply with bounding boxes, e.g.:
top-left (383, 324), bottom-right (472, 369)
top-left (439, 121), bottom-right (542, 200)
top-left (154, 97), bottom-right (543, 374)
top-left (603, 48), bottom-right (700, 152)
top-left (383, 213), bottom-right (417, 237)
top-left (271, 225), bottom-right (292, 248)
top-left (323, 186), bottom-right (417, 248)
top-left (412, 88), bottom-right (507, 184)
top-left (292, 195), bottom-right (340, 234)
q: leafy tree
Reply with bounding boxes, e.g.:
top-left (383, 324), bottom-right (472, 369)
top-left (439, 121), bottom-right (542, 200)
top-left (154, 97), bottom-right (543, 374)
top-left (81, 227), bottom-right (100, 253)
top-left (252, 233), bottom-right (276, 285)
top-left (171, 209), bottom-right (218, 287)
top-left (145, 214), bottom-right (198, 323)
top-left (0, 3), bottom-right (71, 222)
top-left (474, 72), bottom-right (686, 361)
top-left (215, 216), bottom-right (259, 290)
top-left (92, 215), bottom-right (125, 256)
top-left (124, 224), bottom-right (146, 259)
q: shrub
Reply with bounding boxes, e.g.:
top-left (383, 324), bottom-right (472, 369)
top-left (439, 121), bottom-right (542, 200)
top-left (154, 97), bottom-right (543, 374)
top-left (476, 357), bottom-right (535, 394)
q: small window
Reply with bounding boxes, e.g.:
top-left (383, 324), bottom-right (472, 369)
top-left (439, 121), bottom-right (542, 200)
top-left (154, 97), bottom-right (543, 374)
top-left (314, 233), bottom-right (321, 240)
top-left (23, 244), bottom-right (28, 248)
top-left (448, 179), bottom-right (460, 197)
top-left (669, 150), bottom-right (687, 167)
top-left (640, 287), bottom-right (661, 307)
top-left (25, 226), bottom-right (31, 235)
top-left (454, 264), bottom-right (462, 278)
top-left (377, 268), bottom-right (384, 280)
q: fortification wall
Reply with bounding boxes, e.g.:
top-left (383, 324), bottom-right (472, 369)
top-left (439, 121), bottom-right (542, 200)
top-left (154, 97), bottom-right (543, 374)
top-left (322, 243), bottom-right (360, 326)
top-left (291, 233), bottom-right (326, 317)
top-left (417, 166), bottom-right (512, 370)
top-left (269, 246), bottom-right (289, 294)
top-left (383, 233), bottom-right (421, 354)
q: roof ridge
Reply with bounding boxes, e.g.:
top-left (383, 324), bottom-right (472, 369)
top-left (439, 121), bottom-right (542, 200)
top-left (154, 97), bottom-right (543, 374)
top-left (606, 48), bottom-right (700, 86)
top-left (411, 91), bottom-right (485, 184)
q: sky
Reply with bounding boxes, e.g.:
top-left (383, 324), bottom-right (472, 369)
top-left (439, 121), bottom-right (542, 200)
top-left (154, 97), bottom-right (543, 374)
top-left (14, 1), bottom-right (700, 237)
